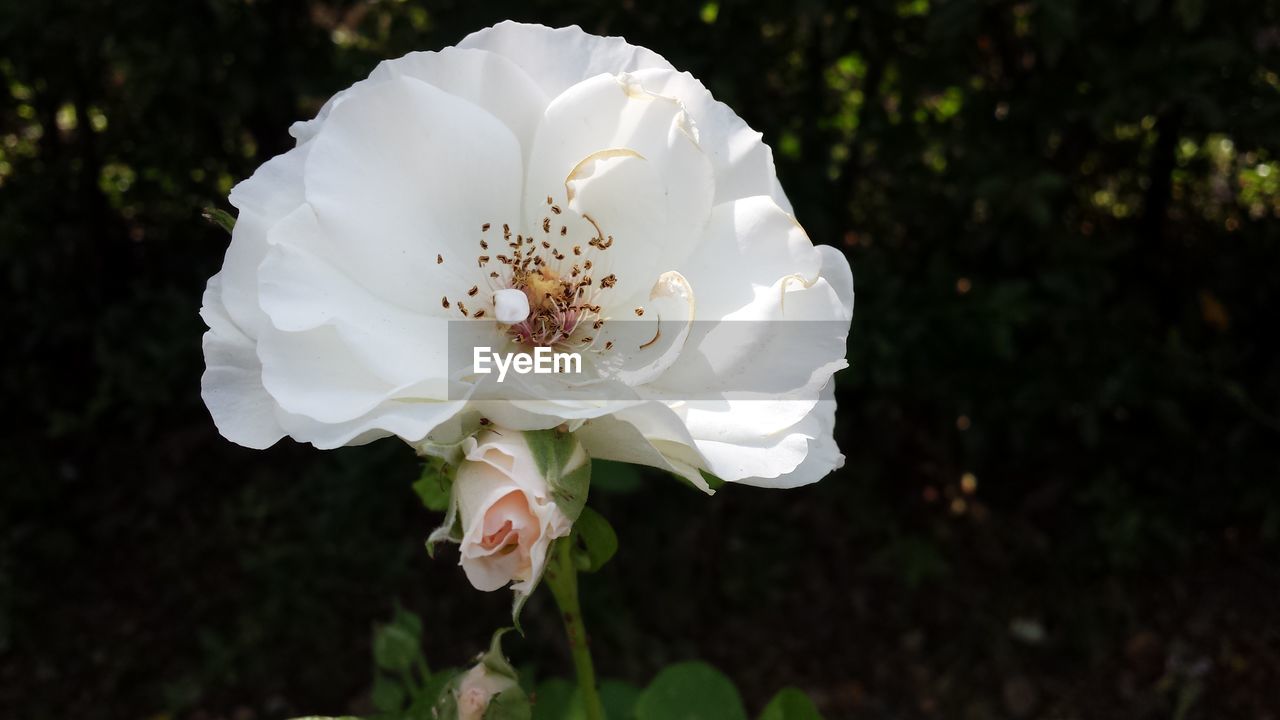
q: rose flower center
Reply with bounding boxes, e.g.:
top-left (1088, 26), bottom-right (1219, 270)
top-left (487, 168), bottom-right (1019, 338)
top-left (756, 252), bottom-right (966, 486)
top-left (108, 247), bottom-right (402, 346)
top-left (439, 196), bottom-right (621, 351)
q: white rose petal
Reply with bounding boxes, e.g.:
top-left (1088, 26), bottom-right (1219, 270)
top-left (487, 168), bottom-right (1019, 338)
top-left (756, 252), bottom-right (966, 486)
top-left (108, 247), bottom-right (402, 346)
top-left (201, 22), bottom-right (854, 489)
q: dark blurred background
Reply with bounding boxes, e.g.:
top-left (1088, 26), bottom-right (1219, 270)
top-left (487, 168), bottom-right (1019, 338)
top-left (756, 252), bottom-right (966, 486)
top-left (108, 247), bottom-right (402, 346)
top-left (3, 0), bottom-right (1279, 718)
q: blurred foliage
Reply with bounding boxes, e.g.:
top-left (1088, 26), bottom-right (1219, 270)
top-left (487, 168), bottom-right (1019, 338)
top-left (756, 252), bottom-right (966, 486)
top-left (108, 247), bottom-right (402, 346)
top-left (334, 607), bottom-right (821, 720)
top-left (2, 0), bottom-right (1279, 718)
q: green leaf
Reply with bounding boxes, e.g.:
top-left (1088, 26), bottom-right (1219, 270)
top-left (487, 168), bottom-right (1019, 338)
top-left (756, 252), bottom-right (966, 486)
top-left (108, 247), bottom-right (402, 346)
top-left (601, 680), bottom-right (641, 720)
top-left (531, 678), bottom-right (576, 720)
top-left (393, 604), bottom-right (424, 639)
top-left (635, 662), bottom-right (746, 720)
top-left (573, 507), bottom-right (618, 573)
top-left (527, 679), bottom-right (635, 720)
top-left (373, 623), bottom-right (420, 673)
top-left (201, 206), bottom-right (236, 234)
top-left (421, 667), bottom-right (461, 708)
top-left (591, 460), bottom-right (643, 494)
top-left (759, 688), bottom-right (824, 720)
top-left (371, 673), bottom-right (406, 713)
top-left (412, 457), bottom-right (453, 512)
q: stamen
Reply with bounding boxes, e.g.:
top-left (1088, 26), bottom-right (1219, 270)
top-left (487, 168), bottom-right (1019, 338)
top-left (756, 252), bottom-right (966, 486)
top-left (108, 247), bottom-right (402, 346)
top-left (462, 200), bottom-right (624, 350)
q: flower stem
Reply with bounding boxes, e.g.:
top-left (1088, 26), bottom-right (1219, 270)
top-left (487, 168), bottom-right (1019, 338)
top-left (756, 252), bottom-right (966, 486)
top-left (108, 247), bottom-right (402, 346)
top-left (544, 537), bottom-right (605, 720)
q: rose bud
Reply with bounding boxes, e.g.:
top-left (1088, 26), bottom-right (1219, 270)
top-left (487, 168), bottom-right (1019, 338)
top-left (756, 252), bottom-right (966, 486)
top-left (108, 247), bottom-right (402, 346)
top-left (453, 428), bottom-right (584, 594)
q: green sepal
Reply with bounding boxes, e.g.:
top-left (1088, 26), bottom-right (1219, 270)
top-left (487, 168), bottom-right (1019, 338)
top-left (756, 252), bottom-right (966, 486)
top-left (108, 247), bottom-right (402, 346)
top-left (572, 506), bottom-right (618, 573)
top-left (425, 461), bottom-right (463, 559)
top-left (510, 589), bottom-right (531, 634)
top-left (698, 469), bottom-right (727, 491)
top-left (413, 456), bottom-right (453, 512)
top-left (202, 206), bottom-right (236, 234)
top-left (483, 685), bottom-right (532, 720)
top-left (481, 627), bottom-right (520, 680)
top-left (523, 429), bottom-right (590, 522)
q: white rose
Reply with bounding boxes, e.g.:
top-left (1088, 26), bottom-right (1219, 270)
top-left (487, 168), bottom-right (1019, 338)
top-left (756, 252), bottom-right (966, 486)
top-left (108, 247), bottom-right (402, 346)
top-left (454, 429), bottom-right (576, 593)
top-left (455, 661), bottom-right (519, 720)
top-left (201, 21), bottom-right (853, 490)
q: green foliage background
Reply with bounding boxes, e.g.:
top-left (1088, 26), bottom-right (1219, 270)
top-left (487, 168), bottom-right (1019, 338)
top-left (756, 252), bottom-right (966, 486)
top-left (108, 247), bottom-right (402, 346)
top-left (2, 0), bottom-right (1278, 718)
